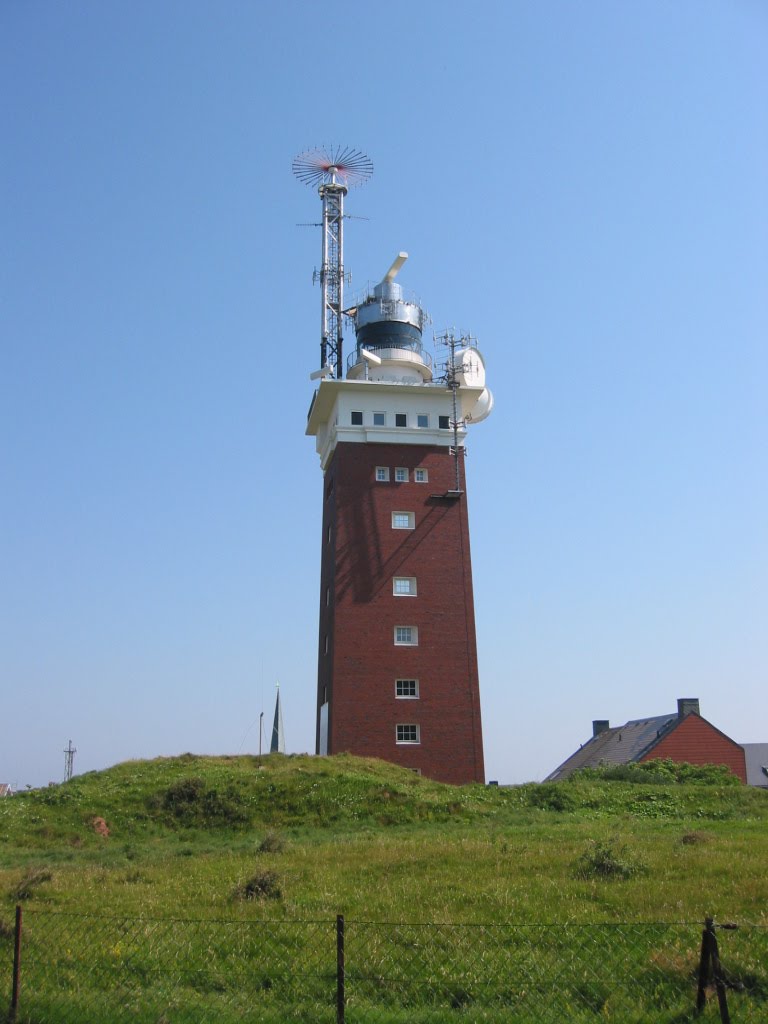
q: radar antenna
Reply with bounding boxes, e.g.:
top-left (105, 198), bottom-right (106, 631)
top-left (293, 146), bottom-right (373, 378)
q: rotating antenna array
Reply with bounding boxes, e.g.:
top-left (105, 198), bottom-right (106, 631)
top-left (292, 146), bottom-right (373, 378)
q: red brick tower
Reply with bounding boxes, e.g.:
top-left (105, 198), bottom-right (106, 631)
top-left (296, 148), bottom-right (492, 784)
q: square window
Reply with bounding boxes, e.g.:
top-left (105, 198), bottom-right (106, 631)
top-left (393, 576), bottom-right (417, 596)
top-left (439, 415), bottom-right (450, 429)
top-left (373, 411), bottom-right (386, 426)
top-left (396, 724), bottom-right (420, 744)
top-left (414, 468), bottom-right (428, 483)
top-left (395, 467), bottom-right (408, 482)
top-left (396, 679), bottom-right (419, 698)
top-left (395, 413), bottom-right (407, 428)
top-left (351, 411), bottom-right (363, 425)
top-left (394, 625), bottom-right (418, 646)
top-left (375, 466), bottom-right (390, 482)
top-left (391, 511), bottom-right (415, 530)
top-left (417, 414), bottom-right (429, 428)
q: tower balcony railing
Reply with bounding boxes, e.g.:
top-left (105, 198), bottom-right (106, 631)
top-left (346, 347), bottom-right (433, 376)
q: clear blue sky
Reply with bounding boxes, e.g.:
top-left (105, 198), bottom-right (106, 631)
top-left (2, 1), bottom-right (766, 788)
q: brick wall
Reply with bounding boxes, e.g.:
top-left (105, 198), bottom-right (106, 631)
top-left (641, 714), bottom-right (747, 782)
top-left (315, 441), bottom-right (485, 784)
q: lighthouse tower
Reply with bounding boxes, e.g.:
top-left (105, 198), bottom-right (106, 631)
top-left (294, 147), bottom-right (493, 785)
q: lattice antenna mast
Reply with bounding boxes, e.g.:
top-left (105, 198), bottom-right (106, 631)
top-left (63, 739), bottom-right (76, 782)
top-left (293, 146), bottom-right (373, 378)
top-left (436, 330), bottom-right (475, 493)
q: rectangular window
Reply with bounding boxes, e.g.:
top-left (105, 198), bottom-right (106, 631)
top-left (414, 468), bottom-right (428, 483)
top-left (393, 576), bottom-right (417, 596)
top-left (391, 511), bottom-right (415, 530)
top-left (373, 411), bottom-right (386, 426)
top-left (324, 635), bottom-right (329, 654)
top-left (396, 724), bottom-right (420, 744)
top-left (351, 411), bottom-right (363, 425)
top-left (396, 679), bottom-right (419, 699)
top-left (395, 467), bottom-right (408, 482)
top-left (395, 413), bottom-right (407, 428)
top-left (394, 625), bottom-right (418, 646)
top-left (417, 414), bottom-right (429, 428)
top-left (325, 587), bottom-right (330, 606)
top-left (439, 415), bottom-right (450, 430)
top-left (375, 466), bottom-right (390, 482)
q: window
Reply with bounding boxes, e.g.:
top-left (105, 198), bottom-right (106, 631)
top-left (351, 411), bottom-right (363, 425)
top-left (375, 466), bottom-right (390, 482)
top-left (439, 415), bottom-right (450, 430)
top-left (327, 525), bottom-right (332, 543)
top-left (373, 411), bottom-right (386, 426)
top-left (393, 576), bottom-right (417, 596)
top-left (395, 413), bottom-right (407, 428)
top-left (396, 724), bottom-right (420, 744)
top-left (394, 625), bottom-right (418, 646)
top-left (417, 414), bottom-right (429, 428)
top-left (391, 511), bottom-right (415, 530)
top-left (325, 587), bottom-right (330, 606)
top-left (395, 467), bottom-right (408, 483)
top-left (414, 468), bottom-right (428, 483)
top-left (324, 635), bottom-right (329, 654)
top-left (396, 679), bottom-right (419, 699)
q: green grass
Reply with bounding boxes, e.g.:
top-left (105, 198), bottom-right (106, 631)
top-left (1, 754), bottom-right (767, 1021)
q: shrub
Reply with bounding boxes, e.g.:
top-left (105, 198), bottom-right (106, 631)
top-left (11, 867), bottom-right (54, 901)
top-left (527, 784), bottom-right (577, 812)
top-left (681, 830), bottom-right (714, 845)
top-left (570, 760), bottom-right (740, 786)
top-left (574, 839), bottom-right (647, 881)
top-left (257, 831), bottom-right (285, 854)
top-left (233, 871), bottom-right (282, 901)
top-left (149, 778), bottom-right (250, 828)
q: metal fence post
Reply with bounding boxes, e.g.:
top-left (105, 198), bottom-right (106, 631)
top-left (336, 914), bottom-right (345, 1024)
top-left (696, 918), bottom-right (713, 1012)
top-left (710, 926), bottom-right (731, 1024)
top-left (10, 904), bottom-right (22, 1022)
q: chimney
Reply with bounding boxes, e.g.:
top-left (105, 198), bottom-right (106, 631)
top-left (592, 720), bottom-right (610, 737)
top-left (677, 698), bottom-right (700, 720)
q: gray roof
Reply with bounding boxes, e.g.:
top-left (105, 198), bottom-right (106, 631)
top-left (546, 714), bottom-right (677, 781)
top-left (742, 744), bottom-right (768, 788)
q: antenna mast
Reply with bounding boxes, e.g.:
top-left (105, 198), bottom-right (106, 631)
top-left (435, 330), bottom-right (473, 492)
top-left (292, 145), bottom-right (373, 378)
top-left (63, 739), bottom-right (76, 782)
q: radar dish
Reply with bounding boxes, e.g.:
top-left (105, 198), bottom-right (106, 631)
top-left (292, 145), bottom-right (374, 188)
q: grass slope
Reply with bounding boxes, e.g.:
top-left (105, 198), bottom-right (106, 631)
top-left (1, 753), bottom-right (766, 924)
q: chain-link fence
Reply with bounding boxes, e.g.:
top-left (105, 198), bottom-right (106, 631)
top-left (4, 908), bottom-right (766, 1023)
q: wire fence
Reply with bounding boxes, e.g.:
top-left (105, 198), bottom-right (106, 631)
top-left (4, 908), bottom-right (767, 1023)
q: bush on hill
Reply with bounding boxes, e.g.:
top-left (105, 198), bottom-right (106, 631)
top-left (569, 759), bottom-right (741, 786)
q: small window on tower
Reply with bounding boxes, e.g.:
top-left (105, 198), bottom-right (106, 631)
top-left (324, 634), bottom-right (329, 654)
top-left (439, 415), bottom-right (450, 430)
top-left (391, 511), bottom-right (415, 530)
top-left (351, 411), bottom-right (363, 425)
top-left (394, 625), bottom-right (418, 646)
top-left (375, 466), bottom-right (390, 482)
top-left (396, 679), bottom-right (419, 699)
top-left (417, 414), bottom-right (429, 428)
top-left (395, 467), bottom-right (408, 482)
top-left (414, 468), bottom-right (428, 483)
top-left (393, 577), bottom-right (417, 597)
top-left (373, 411), bottom-right (386, 426)
top-left (396, 724), bottom-right (420, 744)
top-left (395, 413), bottom-right (407, 427)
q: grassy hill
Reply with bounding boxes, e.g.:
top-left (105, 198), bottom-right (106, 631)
top-left (1, 753), bottom-right (766, 925)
